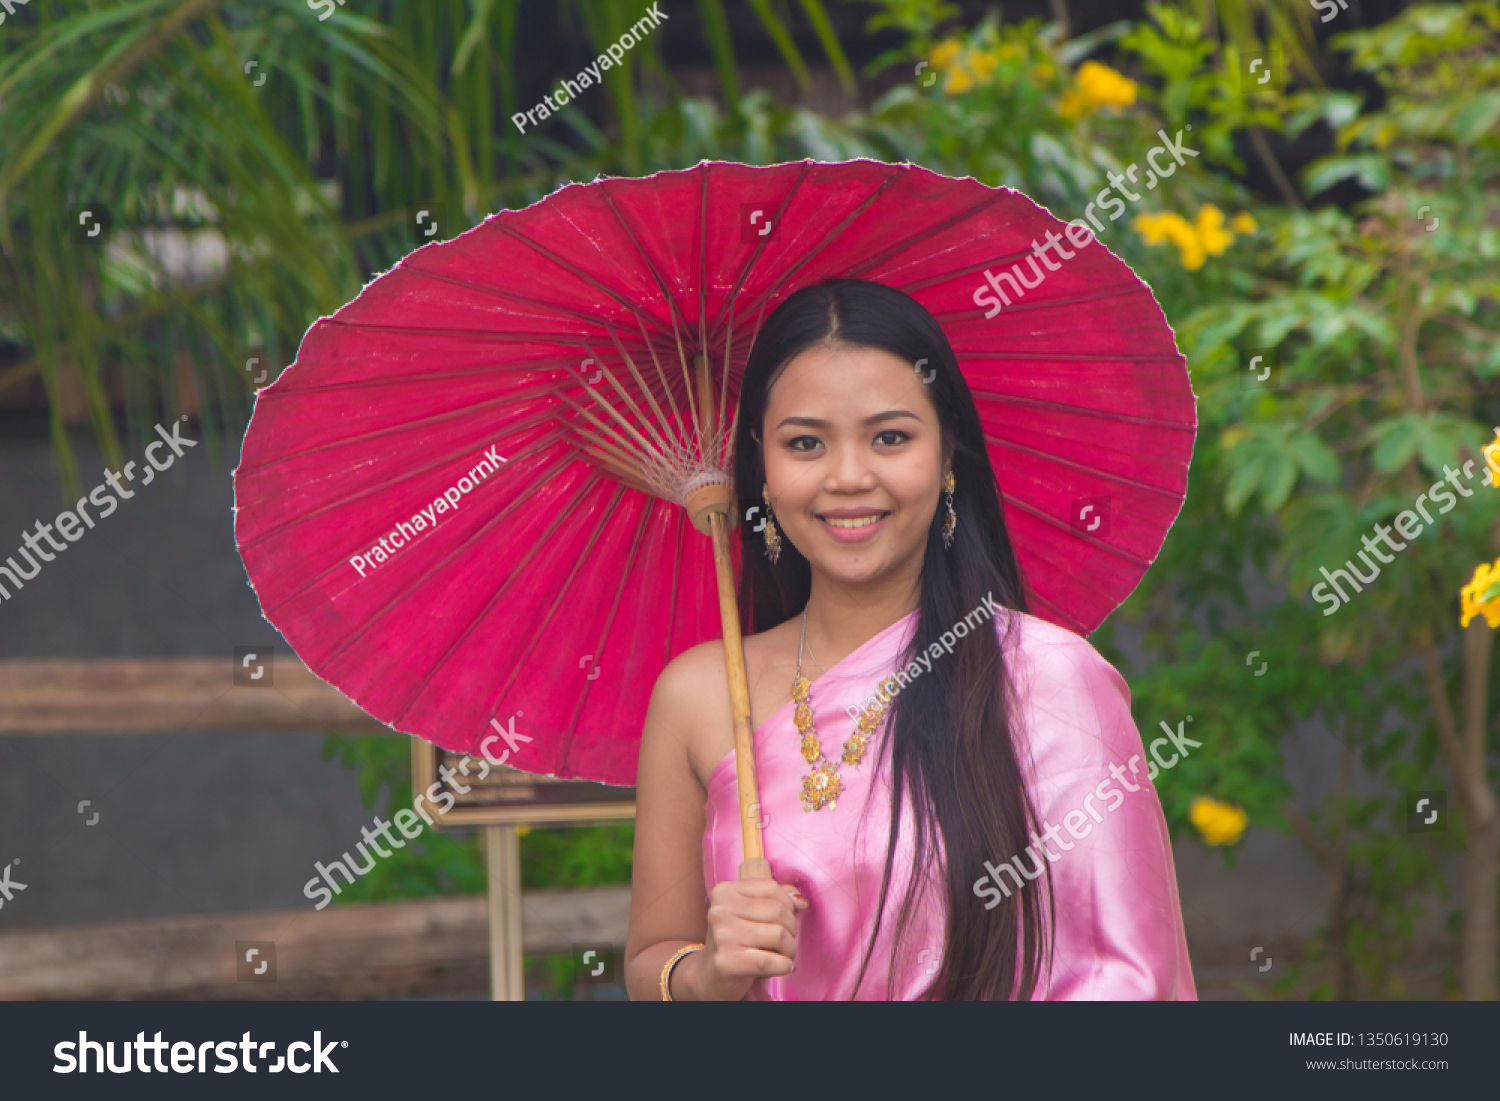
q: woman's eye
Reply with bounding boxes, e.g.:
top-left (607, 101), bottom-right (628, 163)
top-left (787, 435), bottom-right (822, 452)
top-left (874, 430), bottom-right (910, 447)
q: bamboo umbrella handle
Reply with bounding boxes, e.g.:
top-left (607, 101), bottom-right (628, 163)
top-left (685, 349), bottom-right (768, 879)
top-left (704, 509), bottom-right (770, 880)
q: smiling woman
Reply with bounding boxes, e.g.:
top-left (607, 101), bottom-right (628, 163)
top-left (623, 280), bottom-right (1197, 1001)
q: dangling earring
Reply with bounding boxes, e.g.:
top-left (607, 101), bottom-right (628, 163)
top-left (942, 470), bottom-right (957, 549)
top-left (762, 484), bottom-right (782, 565)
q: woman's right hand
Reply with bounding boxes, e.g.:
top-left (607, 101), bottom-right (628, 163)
top-left (678, 875), bottom-right (808, 1001)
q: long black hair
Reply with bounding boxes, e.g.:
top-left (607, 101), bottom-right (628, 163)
top-left (732, 279), bottom-right (1051, 1000)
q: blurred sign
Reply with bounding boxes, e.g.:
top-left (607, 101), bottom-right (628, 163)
top-left (410, 738), bottom-right (635, 828)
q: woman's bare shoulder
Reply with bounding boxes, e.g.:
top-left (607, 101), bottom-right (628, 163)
top-left (644, 640), bottom-right (735, 782)
top-left (651, 619), bottom-right (797, 715)
top-left (651, 639), bottom-right (729, 713)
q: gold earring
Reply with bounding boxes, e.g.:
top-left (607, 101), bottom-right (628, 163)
top-left (762, 484), bottom-right (782, 565)
top-left (942, 470), bottom-right (957, 549)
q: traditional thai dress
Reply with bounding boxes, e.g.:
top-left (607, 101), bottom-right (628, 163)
top-left (702, 607), bottom-right (1197, 1000)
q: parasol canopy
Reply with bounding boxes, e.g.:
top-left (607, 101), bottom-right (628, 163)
top-left (233, 159), bottom-right (1195, 788)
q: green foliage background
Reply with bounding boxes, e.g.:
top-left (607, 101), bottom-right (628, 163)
top-left (320, 734), bottom-right (634, 899)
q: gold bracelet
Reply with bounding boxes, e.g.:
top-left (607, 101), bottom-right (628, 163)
top-left (660, 943), bottom-right (704, 1001)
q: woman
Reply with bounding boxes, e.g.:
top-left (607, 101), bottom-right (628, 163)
top-left (624, 279), bottom-right (1195, 1000)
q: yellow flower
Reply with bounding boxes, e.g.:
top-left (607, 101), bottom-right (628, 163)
top-left (929, 39), bottom-right (962, 70)
top-left (1132, 211), bottom-right (1205, 269)
top-left (1230, 211), bottom-right (1258, 234)
top-left (1057, 89), bottom-right (1088, 118)
top-left (1196, 205), bottom-right (1234, 256)
top-left (1076, 60), bottom-right (1136, 106)
top-left (1190, 796), bottom-right (1248, 846)
top-left (968, 49), bottom-right (999, 83)
top-left (1030, 62), bottom-right (1054, 82)
top-left (1481, 427), bottom-right (1500, 487)
top-left (1460, 558), bottom-right (1500, 628)
top-left (944, 65), bottom-right (974, 94)
top-left (1131, 211), bottom-right (1174, 245)
top-left (1057, 60), bottom-right (1136, 118)
top-left (997, 43), bottom-right (1025, 61)
top-left (516, 825), bottom-right (532, 837)
top-left (1133, 206), bottom-right (1253, 271)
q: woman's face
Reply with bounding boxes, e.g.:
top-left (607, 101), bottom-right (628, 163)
top-left (760, 341), bottom-right (945, 588)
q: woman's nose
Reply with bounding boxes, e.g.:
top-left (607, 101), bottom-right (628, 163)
top-left (825, 441), bottom-right (877, 490)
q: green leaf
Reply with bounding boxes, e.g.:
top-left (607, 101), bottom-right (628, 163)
top-left (1260, 453), bottom-right (1300, 512)
top-left (1286, 430), bottom-right (1340, 484)
top-left (1370, 416), bottom-right (1424, 473)
top-left (1283, 90), bottom-right (1363, 140)
top-left (1453, 90), bottom-right (1500, 144)
top-left (794, 0), bottom-right (856, 93)
top-left (744, 0), bottom-right (811, 89)
top-left (1057, 19), bottom-right (1132, 65)
top-left (451, 0), bottom-right (495, 77)
top-left (693, 0), bottom-right (741, 104)
top-left (1302, 154), bottom-right (1390, 196)
top-left (1185, 301), bottom-right (1254, 362)
top-left (1225, 452), bottom-right (1267, 517)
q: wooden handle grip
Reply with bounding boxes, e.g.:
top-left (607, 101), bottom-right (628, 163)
top-left (707, 509), bottom-right (764, 863)
top-left (738, 857), bottom-right (772, 881)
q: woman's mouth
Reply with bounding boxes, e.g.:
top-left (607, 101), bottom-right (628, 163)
top-left (817, 510), bottom-right (891, 542)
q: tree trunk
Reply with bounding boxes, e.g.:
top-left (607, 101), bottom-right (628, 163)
top-left (1419, 626), bottom-right (1499, 999)
top-left (1327, 861), bottom-right (1356, 999)
top-left (1329, 737), bottom-right (1356, 999)
top-left (1461, 620), bottom-right (1498, 999)
top-left (1463, 813), bottom-right (1500, 999)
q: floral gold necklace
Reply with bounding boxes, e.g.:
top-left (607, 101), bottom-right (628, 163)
top-left (791, 608), bottom-right (897, 812)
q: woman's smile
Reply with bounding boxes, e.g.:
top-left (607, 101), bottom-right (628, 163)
top-left (816, 507), bottom-right (891, 541)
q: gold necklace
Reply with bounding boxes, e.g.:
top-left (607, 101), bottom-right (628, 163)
top-left (791, 608), bottom-right (899, 812)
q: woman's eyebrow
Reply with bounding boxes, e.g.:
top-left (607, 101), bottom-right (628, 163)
top-left (774, 410), bottom-right (921, 430)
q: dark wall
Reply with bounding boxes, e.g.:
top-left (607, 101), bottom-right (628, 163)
top-left (0, 425), bottom-right (379, 931)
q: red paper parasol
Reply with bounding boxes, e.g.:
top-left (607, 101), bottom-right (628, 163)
top-left (233, 160), bottom-right (1194, 825)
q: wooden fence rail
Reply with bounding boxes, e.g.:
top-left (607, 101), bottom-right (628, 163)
top-left (0, 658), bottom-right (389, 733)
top-left (0, 657), bottom-right (635, 1001)
top-left (0, 887), bottom-right (632, 1000)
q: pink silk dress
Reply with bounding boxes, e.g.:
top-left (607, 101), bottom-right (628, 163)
top-left (702, 607), bottom-right (1197, 1000)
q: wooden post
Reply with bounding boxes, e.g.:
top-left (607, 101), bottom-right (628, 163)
top-left (484, 824), bottom-right (524, 1001)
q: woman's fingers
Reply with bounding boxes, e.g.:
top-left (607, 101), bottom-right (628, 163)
top-left (708, 908), bottom-right (798, 958)
top-left (718, 876), bottom-right (808, 910)
top-left (734, 877), bottom-right (793, 901)
top-left (711, 882), bottom-right (804, 929)
top-left (721, 912), bottom-right (797, 957)
top-left (728, 878), bottom-right (809, 919)
top-left (714, 892), bottom-right (794, 928)
top-left (728, 947), bottom-right (795, 978)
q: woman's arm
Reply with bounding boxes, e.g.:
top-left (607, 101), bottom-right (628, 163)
top-left (623, 647), bottom-right (807, 1001)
